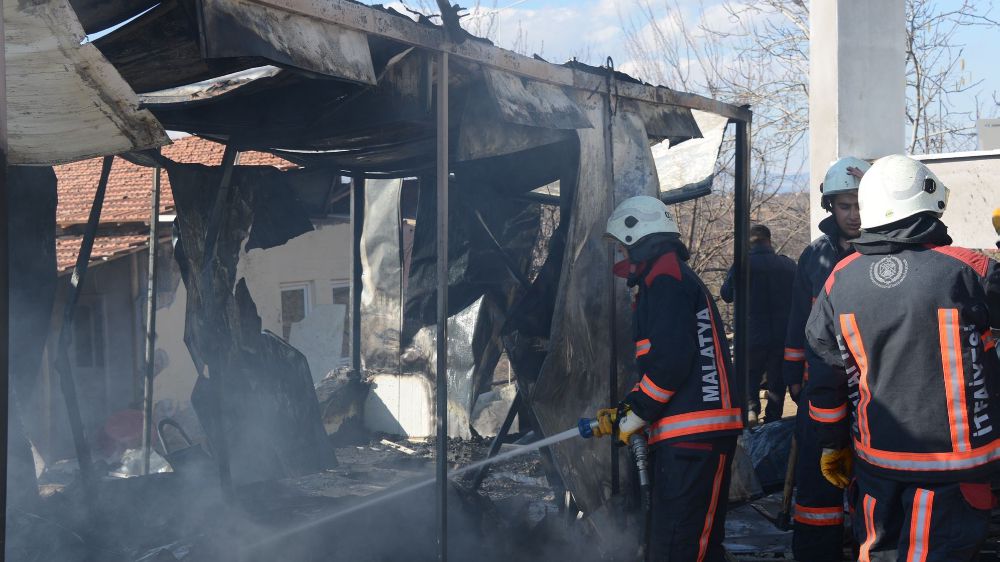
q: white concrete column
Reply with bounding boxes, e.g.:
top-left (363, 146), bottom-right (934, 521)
top-left (809, 0), bottom-right (906, 237)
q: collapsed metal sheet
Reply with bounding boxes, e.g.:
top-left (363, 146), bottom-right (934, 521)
top-left (624, 98), bottom-right (703, 145)
top-left (654, 109), bottom-right (730, 203)
top-left (168, 163), bottom-right (334, 486)
top-left (93, 0), bottom-right (266, 94)
top-left (403, 179), bottom-right (540, 340)
top-left (482, 68), bottom-right (592, 130)
top-left (199, 0), bottom-right (376, 85)
top-left (4, 0), bottom-right (168, 165)
top-left (457, 82), bottom-right (573, 162)
top-left (360, 178), bottom-right (404, 371)
top-left (404, 298), bottom-right (483, 438)
top-left (529, 97), bottom-right (659, 522)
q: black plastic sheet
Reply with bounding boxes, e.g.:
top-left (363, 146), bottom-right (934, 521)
top-left (168, 163), bottom-right (334, 486)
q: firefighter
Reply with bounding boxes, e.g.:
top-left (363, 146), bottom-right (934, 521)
top-left (593, 195), bottom-right (744, 561)
top-left (806, 154), bottom-right (1000, 560)
top-left (783, 156), bottom-right (870, 562)
top-left (720, 224), bottom-right (796, 426)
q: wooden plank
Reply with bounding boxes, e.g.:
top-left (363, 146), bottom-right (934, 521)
top-left (246, 0), bottom-right (751, 121)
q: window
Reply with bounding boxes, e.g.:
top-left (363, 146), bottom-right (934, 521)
top-left (280, 283), bottom-right (311, 340)
top-left (332, 284), bottom-right (351, 360)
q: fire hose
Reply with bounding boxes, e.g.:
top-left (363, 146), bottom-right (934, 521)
top-left (578, 415), bottom-right (652, 512)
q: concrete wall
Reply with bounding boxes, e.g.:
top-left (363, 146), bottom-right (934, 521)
top-left (809, 0), bottom-right (906, 236)
top-left (917, 151), bottom-right (1000, 249)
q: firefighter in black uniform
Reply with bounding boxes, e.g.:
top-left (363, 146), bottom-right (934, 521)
top-left (593, 195), bottom-right (744, 561)
top-left (721, 224), bottom-right (796, 425)
top-left (783, 156), bottom-right (870, 561)
top-left (807, 154), bottom-right (1000, 560)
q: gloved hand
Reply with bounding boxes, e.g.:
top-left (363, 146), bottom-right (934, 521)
top-left (616, 409), bottom-right (647, 446)
top-left (593, 408), bottom-right (618, 438)
top-left (820, 448), bottom-right (853, 489)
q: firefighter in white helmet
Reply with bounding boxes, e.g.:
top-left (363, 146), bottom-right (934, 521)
top-left (807, 154), bottom-right (1000, 559)
top-left (592, 195), bottom-right (743, 561)
top-left (782, 156), bottom-right (870, 561)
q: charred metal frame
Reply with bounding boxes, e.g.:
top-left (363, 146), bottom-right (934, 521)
top-left (0, 1), bottom-right (754, 554)
top-left (141, 165), bottom-right (161, 475)
top-left (434, 50), bottom-right (450, 562)
top-left (54, 155), bottom-right (114, 503)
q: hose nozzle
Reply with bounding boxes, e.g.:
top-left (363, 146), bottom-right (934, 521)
top-left (578, 418), bottom-right (600, 439)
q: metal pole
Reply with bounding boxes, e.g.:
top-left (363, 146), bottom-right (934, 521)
top-left (603, 62), bottom-right (620, 497)
top-left (350, 176), bottom-right (364, 380)
top-left (435, 50), bottom-right (450, 562)
top-left (0, 1), bottom-right (9, 550)
top-left (141, 166), bottom-right (161, 475)
top-left (734, 119), bottom-right (751, 413)
top-left (54, 155), bottom-right (114, 499)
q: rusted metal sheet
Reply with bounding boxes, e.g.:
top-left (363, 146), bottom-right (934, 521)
top-left (200, 0), bottom-right (376, 85)
top-left (246, 0), bottom-right (751, 121)
top-left (4, 0), bottom-right (168, 165)
top-left (653, 109), bottom-right (730, 203)
top-left (482, 68), bottom-right (591, 130)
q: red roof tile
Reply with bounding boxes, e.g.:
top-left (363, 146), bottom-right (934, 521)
top-left (56, 234), bottom-right (151, 274)
top-left (53, 136), bottom-right (295, 273)
top-left (54, 136), bottom-right (294, 226)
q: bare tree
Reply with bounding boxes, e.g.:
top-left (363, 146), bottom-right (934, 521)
top-left (620, 0), bottom-right (999, 298)
top-left (905, 0), bottom-right (999, 153)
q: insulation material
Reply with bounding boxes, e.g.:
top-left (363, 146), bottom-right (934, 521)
top-left (360, 178), bottom-right (404, 372)
top-left (168, 163), bottom-right (334, 486)
top-left (529, 96), bottom-right (659, 523)
top-left (654, 109), bottom-right (730, 203)
top-left (4, 0), bottom-right (168, 165)
top-left (199, 0), bottom-right (376, 85)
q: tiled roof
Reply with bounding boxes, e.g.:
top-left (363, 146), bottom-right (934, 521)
top-left (53, 136), bottom-right (295, 273)
top-left (56, 234), bottom-right (151, 274)
top-left (54, 136), bottom-right (294, 226)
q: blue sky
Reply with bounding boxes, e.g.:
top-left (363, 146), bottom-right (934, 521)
top-left (371, 0), bottom-right (999, 126)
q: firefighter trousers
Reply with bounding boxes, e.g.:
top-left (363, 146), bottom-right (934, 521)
top-left (852, 467), bottom-right (991, 561)
top-left (792, 399), bottom-right (846, 562)
top-left (648, 437), bottom-right (736, 562)
top-left (747, 344), bottom-right (786, 423)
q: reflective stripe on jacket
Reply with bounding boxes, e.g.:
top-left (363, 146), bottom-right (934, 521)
top-left (806, 244), bottom-right (1000, 482)
top-left (621, 251), bottom-right (745, 446)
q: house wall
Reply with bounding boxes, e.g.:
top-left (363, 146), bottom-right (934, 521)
top-left (237, 219), bottom-right (354, 383)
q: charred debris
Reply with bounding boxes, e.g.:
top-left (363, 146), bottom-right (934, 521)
top-left (3, 0), bottom-right (771, 560)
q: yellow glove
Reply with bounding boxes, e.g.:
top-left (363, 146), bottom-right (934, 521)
top-left (820, 448), bottom-right (853, 489)
top-left (616, 410), bottom-right (647, 446)
top-left (593, 408), bottom-right (618, 438)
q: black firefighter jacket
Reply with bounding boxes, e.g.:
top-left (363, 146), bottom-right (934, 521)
top-left (783, 216), bottom-right (854, 390)
top-left (806, 241), bottom-right (1000, 482)
top-left (720, 244), bottom-right (796, 348)
top-left (618, 251), bottom-right (745, 447)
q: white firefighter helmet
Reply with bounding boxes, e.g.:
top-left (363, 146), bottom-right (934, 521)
top-left (604, 195), bottom-right (679, 247)
top-left (821, 156), bottom-right (871, 197)
top-left (858, 154), bottom-right (949, 229)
